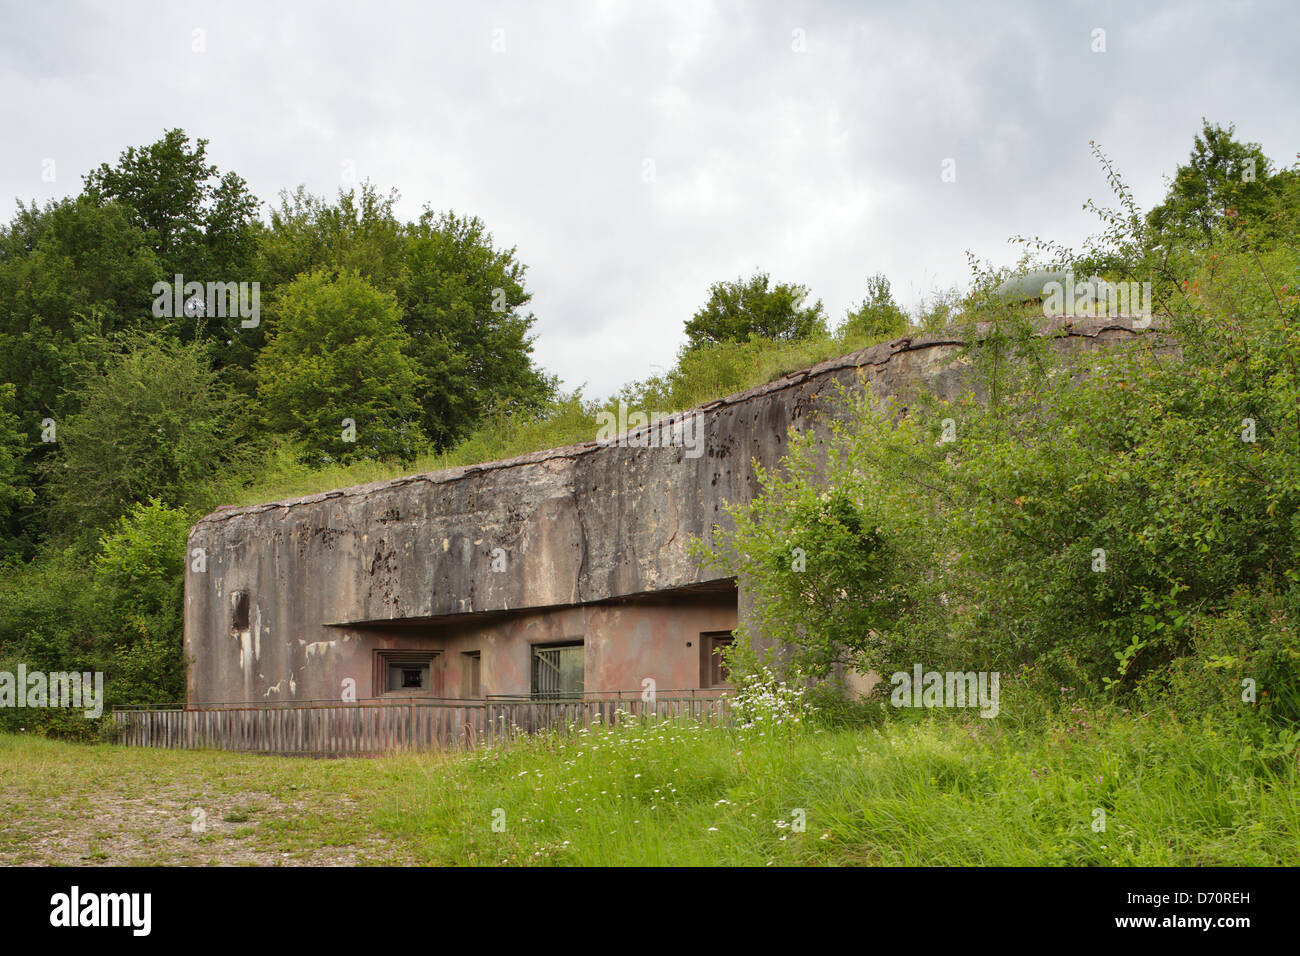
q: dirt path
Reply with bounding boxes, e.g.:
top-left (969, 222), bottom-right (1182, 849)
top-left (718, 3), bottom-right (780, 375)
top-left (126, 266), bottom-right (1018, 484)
top-left (0, 782), bottom-right (415, 866)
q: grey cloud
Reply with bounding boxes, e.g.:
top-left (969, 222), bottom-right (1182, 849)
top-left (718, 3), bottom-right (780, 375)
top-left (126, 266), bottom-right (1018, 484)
top-left (1, 0), bottom-right (1295, 397)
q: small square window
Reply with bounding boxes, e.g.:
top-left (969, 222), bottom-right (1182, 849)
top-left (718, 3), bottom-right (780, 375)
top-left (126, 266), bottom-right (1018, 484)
top-left (373, 650), bottom-right (439, 697)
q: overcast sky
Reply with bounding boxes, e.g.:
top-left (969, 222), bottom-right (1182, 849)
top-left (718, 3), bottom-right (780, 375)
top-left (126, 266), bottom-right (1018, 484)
top-left (2, 0), bottom-right (1296, 398)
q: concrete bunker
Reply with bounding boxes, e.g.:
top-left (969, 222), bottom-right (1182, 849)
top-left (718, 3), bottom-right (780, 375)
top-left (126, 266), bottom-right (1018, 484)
top-left (184, 319), bottom-right (1166, 707)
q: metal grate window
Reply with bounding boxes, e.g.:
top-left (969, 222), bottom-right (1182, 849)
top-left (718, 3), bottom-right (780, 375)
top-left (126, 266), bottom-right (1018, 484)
top-left (386, 661), bottom-right (430, 692)
top-left (531, 642), bottom-right (584, 699)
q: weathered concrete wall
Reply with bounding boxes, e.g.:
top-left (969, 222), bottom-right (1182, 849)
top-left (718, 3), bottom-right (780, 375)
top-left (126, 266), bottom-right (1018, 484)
top-left (185, 318), bottom-right (1168, 704)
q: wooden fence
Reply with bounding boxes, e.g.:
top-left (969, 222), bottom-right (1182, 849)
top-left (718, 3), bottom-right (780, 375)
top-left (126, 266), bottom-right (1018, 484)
top-left (111, 695), bottom-right (732, 756)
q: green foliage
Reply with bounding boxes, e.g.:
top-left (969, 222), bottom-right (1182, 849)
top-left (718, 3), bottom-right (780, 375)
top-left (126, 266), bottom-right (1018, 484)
top-left (683, 271), bottom-right (828, 350)
top-left (0, 499), bottom-right (189, 737)
top-left (82, 129), bottom-right (261, 375)
top-left (697, 391), bottom-right (953, 683)
top-left (0, 197), bottom-right (162, 417)
top-left (254, 269), bottom-right (426, 462)
top-left (94, 498), bottom-right (189, 627)
top-left (839, 273), bottom-right (909, 340)
top-left (397, 210), bottom-right (555, 448)
top-left (703, 131), bottom-right (1300, 732)
top-left (0, 562), bottom-right (104, 740)
top-left (1146, 119), bottom-right (1298, 250)
top-left (0, 383), bottom-right (34, 554)
top-left (911, 287), bottom-right (963, 334)
top-left (253, 188), bottom-right (556, 450)
top-left (91, 499), bottom-right (189, 708)
top-left (705, 223), bottom-right (1300, 730)
top-left (40, 333), bottom-right (248, 540)
top-left (0, 550), bottom-right (97, 676)
top-left (83, 128), bottom-right (259, 285)
top-left (257, 182), bottom-right (407, 294)
top-left (1150, 583), bottom-right (1300, 728)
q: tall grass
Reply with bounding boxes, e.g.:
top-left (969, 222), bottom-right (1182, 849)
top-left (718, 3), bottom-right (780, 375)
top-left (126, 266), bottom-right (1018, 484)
top-left (4, 708), bottom-right (1293, 865)
top-left (367, 710), bottom-right (1298, 866)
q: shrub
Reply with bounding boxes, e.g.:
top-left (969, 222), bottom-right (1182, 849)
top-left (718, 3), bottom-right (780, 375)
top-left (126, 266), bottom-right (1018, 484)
top-left (93, 499), bottom-right (189, 707)
top-left (701, 226), bottom-right (1300, 727)
top-left (39, 332), bottom-right (247, 540)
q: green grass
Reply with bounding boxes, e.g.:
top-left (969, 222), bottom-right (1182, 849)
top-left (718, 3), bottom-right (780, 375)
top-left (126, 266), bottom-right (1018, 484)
top-left (220, 329), bottom-right (897, 509)
top-left (2, 709), bottom-right (1295, 866)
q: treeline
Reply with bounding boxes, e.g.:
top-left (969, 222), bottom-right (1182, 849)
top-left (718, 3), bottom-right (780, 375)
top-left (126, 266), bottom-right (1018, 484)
top-left (0, 129), bottom-right (561, 558)
top-left (0, 130), bottom-right (564, 728)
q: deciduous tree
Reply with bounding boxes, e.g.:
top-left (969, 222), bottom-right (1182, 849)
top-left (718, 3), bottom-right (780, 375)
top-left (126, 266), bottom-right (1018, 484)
top-left (254, 270), bottom-right (426, 462)
top-left (683, 272), bottom-right (827, 350)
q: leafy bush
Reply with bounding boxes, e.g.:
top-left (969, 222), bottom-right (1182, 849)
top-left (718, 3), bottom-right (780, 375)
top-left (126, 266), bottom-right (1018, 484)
top-left (92, 499), bottom-right (189, 707)
top-left (839, 274), bottom-right (909, 340)
top-left (0, 383), bottom-right (34, 558)
top-left (701, 181), bottom-right (1300, 728)
top-left (39, 332), bottom-right (249, 541)
top-left (0, 498), bottom-right (189, 736)
top-left (683, 272), bottom-right (828, 349)
top-left (1151, 584), bottom-right (1300, 727)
